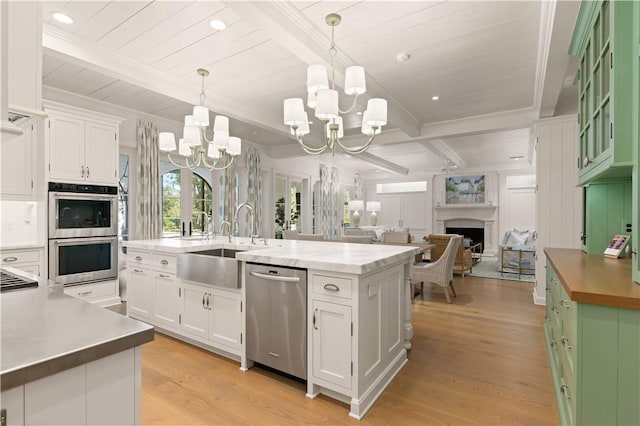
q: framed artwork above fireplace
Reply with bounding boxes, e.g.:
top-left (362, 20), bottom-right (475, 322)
top-left (445, 175), bottom-right (485, 205)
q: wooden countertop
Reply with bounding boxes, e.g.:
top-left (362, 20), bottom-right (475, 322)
top-left (544, 248), bottom-right (640, 310)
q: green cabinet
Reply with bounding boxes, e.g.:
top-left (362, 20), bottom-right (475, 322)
top-left (545, 261), bottom-right (640, 425)
top-left (581, 179), bottom-right (632, 254)
top-left (633, 0), bottom-right (640, 283)
top-left (571, 0), bottom-right (635, 185)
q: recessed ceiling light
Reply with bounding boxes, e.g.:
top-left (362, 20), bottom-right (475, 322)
top-left (431, 95), bottom-right (439, 101)
top-left (356, 111), bottom-right (362, 115)
top-left (509, 155), bottom-right (525, 160)
top-left (52, 12), bottom-right (73, 24)
top-left (209, 19), bottom-right (226, 30)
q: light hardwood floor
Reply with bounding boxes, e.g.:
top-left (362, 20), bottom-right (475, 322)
top-left (141, 275), bottom-right (558, 425)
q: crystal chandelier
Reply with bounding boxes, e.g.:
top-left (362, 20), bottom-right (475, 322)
top-left (159, 68), bottom-right (241, 170)
top-left (283, 13), bottom-right (388, 155)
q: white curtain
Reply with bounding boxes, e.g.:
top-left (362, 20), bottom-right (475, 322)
top-left (134, 120), bottom-right (162, 240)
top-left (319, 164), bottom-right (341, 240)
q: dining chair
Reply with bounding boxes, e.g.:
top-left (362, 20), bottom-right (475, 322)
top-left (381, 231), bottom-right (410, 244)
top-left (412, 235), bottom-right (461, 303)
top-left (297, 233), bottom-right (325, 241)
top-left (340, 235), bottom-right (373, 244)
top-left (282, 230), bottom-right (299, 239)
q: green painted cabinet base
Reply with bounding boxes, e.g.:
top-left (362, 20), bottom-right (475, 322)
top-left (545, 262), bottom-right (640, 425)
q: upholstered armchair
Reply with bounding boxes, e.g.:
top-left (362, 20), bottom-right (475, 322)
top-left (427, 234), bottom-right (473, 276)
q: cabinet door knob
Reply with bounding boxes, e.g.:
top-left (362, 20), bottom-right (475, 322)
top-left (550, 341), bottom-right (558, 351)
top-left (560, 384), bottom-right (572, 400)
top-left (560, 299), bottom-right (571, 309)
top-left (313, 309), bottom-right (318, 330)
top-left (135, 256), bottom-right (142, 261)
top-left (561, 336), bottom-right (573, 350)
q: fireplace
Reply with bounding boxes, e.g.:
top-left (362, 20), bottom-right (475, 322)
top-left (446, 227), bottom-right (484, 249)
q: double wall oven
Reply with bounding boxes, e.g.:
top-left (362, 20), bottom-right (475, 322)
top-left (48, 182), bottom-right (118, 286)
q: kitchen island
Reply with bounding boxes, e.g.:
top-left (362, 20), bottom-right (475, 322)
top-left (124, 237), bottom-right (419, 419)
top-left (0, 271), bottom-right (154, 425)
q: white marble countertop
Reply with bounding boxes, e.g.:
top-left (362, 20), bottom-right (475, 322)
top-left (124, 237), bottom-right (419, 275)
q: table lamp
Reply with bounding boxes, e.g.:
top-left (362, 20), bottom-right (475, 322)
top-left (366, 201), bottom-right (381, 226)
top-left (348, 200), bottom-right (364, 228)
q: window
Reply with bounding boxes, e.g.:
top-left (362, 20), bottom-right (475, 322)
top-left (376, 181), bottom-right (427, 193)
top-left (274, 176), bottom-right (302, 238)
top-left (161, 165), bottom-right (213, 238)
top-left (162, 170), bottom-right (181, 237)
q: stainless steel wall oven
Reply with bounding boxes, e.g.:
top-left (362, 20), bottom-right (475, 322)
top-left (48, 182), bottom-right (119, 286)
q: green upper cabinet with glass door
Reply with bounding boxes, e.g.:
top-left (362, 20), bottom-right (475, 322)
top-left (571, 0), bottom-right (635, 185)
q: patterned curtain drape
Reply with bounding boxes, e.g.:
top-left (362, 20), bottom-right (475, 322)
top-left (330, 166), bottom-right (340, 239)
top-left (319, 164), bottom-right (341, 240)
top-left (246, 148), bottom-right (261, 236)
top-left (134, 120), bottom-right (162, 240)
top-left (222, 153), bottom-right (237, 229)
top-left (354, 173), bottom-right (362, 200)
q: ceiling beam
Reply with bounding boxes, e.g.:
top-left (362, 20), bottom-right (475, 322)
top-left (533, 0), bottom-right (581, 118)
top-left (420, 139), bottom-right (467, 168)
top-left (223, 1), bottom-right (422, 138)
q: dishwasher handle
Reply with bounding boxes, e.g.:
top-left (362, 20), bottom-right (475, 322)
top-left (249, 271), bottom-right (301, 283)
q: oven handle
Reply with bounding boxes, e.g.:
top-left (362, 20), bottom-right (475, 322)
top-left (50, 192), bottom-right (117, 202)
top-left (50, 236), bottom-right (119, 246)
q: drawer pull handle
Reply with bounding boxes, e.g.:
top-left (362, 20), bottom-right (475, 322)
top-left (550, 341), bottom-right (558, 351)
top-left (268, 352), bottom-right (280, 358)
top-left (560, 299), bottom-right (571, 309)
top-left (78, 290), bottom-right (93, 296)
top-left (160, 259), bottom-right (169, 265)
top-left (323, 283), bottom-right (340, 292)
top-left (551, 306), bottom-right (559, 314)
top-left (2, 256), bottom-right (17, 262)
top-left (202, 293), bottom-right (206, 309)
top-left (133, 269), bottom-right (144, 273)
top-left (158, 274), bottom-right (170, 278)
top-left (135, 256), bottom-right (142, 261)
top-left (560, 384), bottom-right (572, 400)
top-left (561, 337), bottom-right (573, 350)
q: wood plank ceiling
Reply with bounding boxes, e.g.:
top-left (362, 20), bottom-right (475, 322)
top-left (40, 0), bottom-right (579, 177)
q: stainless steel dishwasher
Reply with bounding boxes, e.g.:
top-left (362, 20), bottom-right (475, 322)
top-left (245, 263), bottom-right (307, 380)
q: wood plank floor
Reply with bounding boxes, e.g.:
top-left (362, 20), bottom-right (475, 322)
top-left (141, 275), bottom-right (558, 425)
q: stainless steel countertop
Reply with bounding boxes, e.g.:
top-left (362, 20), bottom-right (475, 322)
top-left (1, 277), bottom-right (154, 391)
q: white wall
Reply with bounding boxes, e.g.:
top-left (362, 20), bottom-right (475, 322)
top-left (534, 115), bottom-right (581, 305)
top-left (0, 200), bottom-right (44, 246)
top-left (498, 173), bottom-right (537, 238)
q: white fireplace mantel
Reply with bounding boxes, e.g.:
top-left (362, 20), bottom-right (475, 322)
top-left (434, 204), bottom-right (499, 255)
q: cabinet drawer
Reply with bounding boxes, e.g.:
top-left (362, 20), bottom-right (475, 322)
top-left (152, 253), bottom-right (177, 272)
top-left (312, 274), bottom-right (352, 299)
top-left (127, 250), bottom-right (151, 266)
top-left (1, 249), bottom-right (39, 265)
top-left (64, 280), bottom-right (117, 300)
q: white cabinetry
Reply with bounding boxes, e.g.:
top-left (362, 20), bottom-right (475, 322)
top-left (179, 281), bottom-right (242, 354)
top-left (311, 300), bottom-right (352, 390)
top-left (127, 249), bottom-right (178, 330)
top-left (2, 348), bottom-right (139, 426)
top-left (307, 264), bottom-right (406, 420)
top-left (45, 102), bottom-right (122, 186)
top-left (0, 122), bottom-right (34, 198)
top-left (64, 280), bottom-right (120, 307)
top-left (1, 248), bottom-right (41, 276)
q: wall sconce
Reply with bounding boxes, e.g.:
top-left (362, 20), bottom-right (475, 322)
top-left (366, 201), bottom-right (381, 226)
top-left (348, 200), bottom-right (364, 228)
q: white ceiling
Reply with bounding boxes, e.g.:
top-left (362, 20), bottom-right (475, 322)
top-left (39, 0), bottom-right (580, 178)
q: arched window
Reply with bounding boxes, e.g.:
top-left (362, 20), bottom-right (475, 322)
top-left (191, 173), bottom-right (213, 232)
top-left (161, 167), bottom-right (213, 238)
